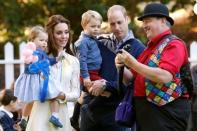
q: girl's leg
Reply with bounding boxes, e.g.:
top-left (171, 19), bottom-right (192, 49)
top-left (50, 92), bottom-right (66, 116)
top-left (19, 102), bottom-right (33, 130)
top-left (50, 99), bottom-right (60, 117)
top-left (49, 97), bottom-right (63, 128)
top-left (22, 102), bottom-right (33, 119)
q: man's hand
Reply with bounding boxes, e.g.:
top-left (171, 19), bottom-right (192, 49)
top-left (115, 49), bottom-right (137, 69)
top-left (89, 79), bottom-right (106, 96)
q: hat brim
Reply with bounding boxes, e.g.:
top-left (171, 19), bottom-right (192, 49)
top-left (137, 13), bottom-right (174, 25)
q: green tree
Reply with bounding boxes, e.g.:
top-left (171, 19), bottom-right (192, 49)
top-left (0, 0), bottom-right (196, 58)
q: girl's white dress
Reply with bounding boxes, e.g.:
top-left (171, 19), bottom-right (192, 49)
top-left (26, 52), bottom-right (80, 131)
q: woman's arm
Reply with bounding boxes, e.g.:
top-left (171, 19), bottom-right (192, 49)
top-left (65, 57), bottom-right (80, 102)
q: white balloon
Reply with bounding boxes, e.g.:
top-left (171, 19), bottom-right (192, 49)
top-left (194, 3), bottom-right (197, 15)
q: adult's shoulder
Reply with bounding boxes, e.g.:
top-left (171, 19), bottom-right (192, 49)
top-left (96, 33), bottom-right (116, 51)
top-left (66, 53), bottom-right (79, 64)
top-left (124, 38), bottom-right (145, 58)
top-left (164, 37), bottom-right (187, 52)
top-left (129, 38), bottom-right (144, 46)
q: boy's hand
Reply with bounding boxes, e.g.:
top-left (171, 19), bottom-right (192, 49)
top-left (13, 123), bottom-right (22, 131)
top-left (89, 79), bottom-right (106, 96)
top-left (83, 78), bottom-right (93, 90)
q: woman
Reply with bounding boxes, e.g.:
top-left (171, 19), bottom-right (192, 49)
top-left (26, 15), bottom-right (80, 131)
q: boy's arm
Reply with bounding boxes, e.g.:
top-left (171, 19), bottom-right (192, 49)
top-left (76, 41), bottom-right (90, 79)
top-left (75, 41), bottom-right (93, 89)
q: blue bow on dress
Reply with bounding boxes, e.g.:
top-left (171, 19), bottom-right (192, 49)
top-left (28, 59), bottom-right (50, 102)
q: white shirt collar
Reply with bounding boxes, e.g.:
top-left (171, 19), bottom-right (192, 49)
top-left (121, 30), bottom-right (135, 43)
top-left (0, 106), bottom-right (13, 118)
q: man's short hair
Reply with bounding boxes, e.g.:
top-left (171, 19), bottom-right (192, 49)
top-left (107, 5), bottom-right (127, 18)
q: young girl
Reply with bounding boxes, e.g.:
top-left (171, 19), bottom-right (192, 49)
top-left (14, 26), bottom-right (65, 129)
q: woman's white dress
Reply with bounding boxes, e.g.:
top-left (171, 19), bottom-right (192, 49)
top-left (26, 52), bottom-right (80, 131)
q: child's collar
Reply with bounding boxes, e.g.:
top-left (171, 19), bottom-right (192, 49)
top-left (0, 106), bottom-right (13, 118)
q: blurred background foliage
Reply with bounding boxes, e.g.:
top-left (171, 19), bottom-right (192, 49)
top-left (0, 0), bottom-right (197, 58)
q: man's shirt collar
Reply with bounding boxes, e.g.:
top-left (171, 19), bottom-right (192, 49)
top-left (148, 29), bottom-right (172, 47)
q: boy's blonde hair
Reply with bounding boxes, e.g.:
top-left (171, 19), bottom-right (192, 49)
top-left (81, 10), bottom-right (102, 29)
top-left (28, 25), bottom-right (47, 41)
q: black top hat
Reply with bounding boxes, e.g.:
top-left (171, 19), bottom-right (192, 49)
top-left (138, 3), bottom-right (174, 25)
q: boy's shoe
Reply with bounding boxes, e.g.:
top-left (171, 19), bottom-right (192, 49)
top-left (49, 115), bottom-right (63, 128)
top-left (18, 119), bottom-right (27, 130)
top-left (70, 117), bottom-right (80, 131)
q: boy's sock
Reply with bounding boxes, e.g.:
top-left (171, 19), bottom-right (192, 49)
top-left (71, 102), bottom-right (81, 121)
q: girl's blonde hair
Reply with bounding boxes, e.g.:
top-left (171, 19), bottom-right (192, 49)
top-left (28, 25), bottom-right (47, 41)
top-left (81, 10), bottom-right (102, 29)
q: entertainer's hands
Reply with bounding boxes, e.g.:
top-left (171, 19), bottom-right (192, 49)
top-left (115, 49), bottom-right (137, 69)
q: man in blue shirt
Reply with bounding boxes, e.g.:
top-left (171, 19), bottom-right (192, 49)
top-left (80, 5), bottom-right (145, 131)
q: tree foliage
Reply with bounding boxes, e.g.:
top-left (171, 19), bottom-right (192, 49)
top-left (0, 0), bottom-right (196, 58)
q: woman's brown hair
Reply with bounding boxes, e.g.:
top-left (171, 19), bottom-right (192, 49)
top-left (45, 14), bottom-right (74, 56)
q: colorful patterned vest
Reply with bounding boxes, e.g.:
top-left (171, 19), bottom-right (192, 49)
top-left (145, 35), bottom-right (183, 106)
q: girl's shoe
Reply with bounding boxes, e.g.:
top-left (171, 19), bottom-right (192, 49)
top-left (49, 115), bottom-right (63, 128)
